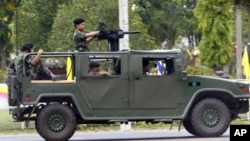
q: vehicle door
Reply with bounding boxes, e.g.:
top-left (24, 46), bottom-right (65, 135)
top-left (130, 54), bottom-right (184, 110)
top-left (77, 53), bottom-right (129, 109)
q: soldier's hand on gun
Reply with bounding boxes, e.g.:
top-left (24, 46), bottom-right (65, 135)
top-left (37, 49), bottom-right (44, 56)
top-left (99, 29), bottom-right (106, 34)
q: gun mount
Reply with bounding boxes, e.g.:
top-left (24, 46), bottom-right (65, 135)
top-left (96, 22), bottom-right (140, 51)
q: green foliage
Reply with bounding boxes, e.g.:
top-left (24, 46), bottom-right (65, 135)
top-left (76, 124), bottom-right (119, 131)
top-left (242, 0), bottom-right (250, 5)
top-left (231, 114), bottom-right (250, 125)
top-left (194, 0), bottom-right (233, 68)
top-left (13, 0), bottom-right (71, 51)
top-left (185, 65), bottom-right (214, 76)
top-left (128, 0), bottom-right (158, 50)
top-left (136, 0), bottom-right (199, 49)
top-left (0, 0), bottom-right (19, 25)
top-left (0, 0), bottom-right (19, 71)
top-left (241, 0), bottom-right (250, 44)
top-left (133, 121), bottom-right (180, 130)
top-left (0, 69), bottom-right (5, 83)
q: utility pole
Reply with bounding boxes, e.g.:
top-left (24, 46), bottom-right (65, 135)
top-left (119, 0), bottom-right (131, 131)
top-left (119, 0), bottom-right (129, 50)
top-left (235, 0), bottom-right (242, 79)
top-left (15, 0), bottom-right (19, 56)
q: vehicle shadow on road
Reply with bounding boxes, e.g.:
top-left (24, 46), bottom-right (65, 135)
top-left (69, 135), bottom-right (229, 141)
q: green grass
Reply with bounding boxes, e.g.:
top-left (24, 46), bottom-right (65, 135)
top-left (0, 109), bottom-right (250, 135)
top-left (231, 114), bottom-right (250, 125)
top-left (0, 109), bottom-right (36, 135)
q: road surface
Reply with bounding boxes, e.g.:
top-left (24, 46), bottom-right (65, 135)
top-left (0, 129), bottom-right (229, 141)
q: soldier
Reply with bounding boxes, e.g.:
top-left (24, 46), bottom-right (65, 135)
top-left (88, 62), bottom-right (111, 76)
top-left (20, 43), bottom-right (55, 80)
top-left (142, 59), bottom-right (150, 75)
top-left (73, 18), bottom-right (101, 52)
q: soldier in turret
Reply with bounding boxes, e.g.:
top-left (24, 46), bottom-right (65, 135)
top-left (73, 18), bottom-right (101, 52)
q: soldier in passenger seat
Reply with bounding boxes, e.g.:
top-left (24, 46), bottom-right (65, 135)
top-left (88, 62), bottom-right (111, 77)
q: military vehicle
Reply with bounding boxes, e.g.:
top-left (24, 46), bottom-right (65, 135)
top-left (6, 48), bottom-right (250, 141)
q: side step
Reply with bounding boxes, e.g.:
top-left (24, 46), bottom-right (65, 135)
top-left (108, 119), bottom-right (173, 124)
top-left (108, 120), bottom-right (128, 123)
top-left (151, 119), bottom-right (173, 124)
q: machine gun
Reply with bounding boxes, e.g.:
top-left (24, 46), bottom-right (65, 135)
top-left (96, 22), bottom-right (140, 51)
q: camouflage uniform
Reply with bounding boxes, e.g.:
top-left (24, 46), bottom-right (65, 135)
top-left (13, 52), bottom-right (29, 75)
top-left (73, 30), bottom-right (89, 52)
top-left (27, 56), bottom-right (52, 80)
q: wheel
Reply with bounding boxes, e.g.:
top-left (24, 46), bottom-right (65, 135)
top-left (35, 103), bottom-right (77, 141)
top-left (188, 98), bottom-right (230, 137)
top-left (182, 118), bottom-right (198, 136)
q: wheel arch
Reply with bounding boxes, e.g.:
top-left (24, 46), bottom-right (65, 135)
top-left (183, 88), bottom-right (239, 120)
top-left (34, 94), bottom-right (85, 121)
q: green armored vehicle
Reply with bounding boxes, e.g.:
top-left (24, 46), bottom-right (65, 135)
top-left (7, 49), bottom-right (250, 141)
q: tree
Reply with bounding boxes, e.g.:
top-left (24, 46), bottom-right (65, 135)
top-left (136, 0), bottom-right (199, 49)
top-left (0, 0), bottom-right (20, 72)
top-left (128, 0), bottom-right (157, 50)
top-left (12, 0), bottom-right (71, 51)
top-left (180, 0), bottom-right (200, 49)
top-left (194, 0), bottom-right (233, 68)
top-left (242, 0), bottom-right (250, 42)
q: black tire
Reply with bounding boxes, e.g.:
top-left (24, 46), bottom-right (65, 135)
top-left (35, 103), bottom-right (77, 141)
top-left (188, 98), bottom-right (230, 137)
top-left (182, 118), bottom-right (198, 136)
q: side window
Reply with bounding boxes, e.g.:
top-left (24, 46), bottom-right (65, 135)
top-left (142, 57), bottom-right (175, 75)
top-left (42, 57), bottom-right (68, 80)
top-left (27, 54), bottom-right (70, 81)
top-left (88, 55), bottom-right (121, 76)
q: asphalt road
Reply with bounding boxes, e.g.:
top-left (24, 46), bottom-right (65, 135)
top-left (0, 129), bottom-right (230, 141)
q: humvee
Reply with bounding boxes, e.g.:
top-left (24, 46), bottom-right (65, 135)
top-left (7, 49), bottom-right (250, 141)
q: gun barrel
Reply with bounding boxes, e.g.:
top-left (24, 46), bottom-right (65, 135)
top-left (123, 31), bottom-right (140, 34)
